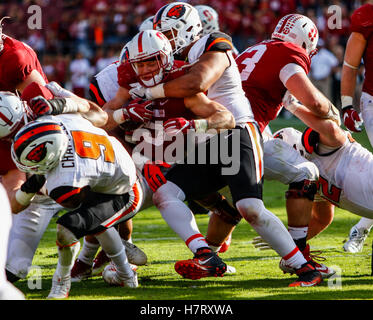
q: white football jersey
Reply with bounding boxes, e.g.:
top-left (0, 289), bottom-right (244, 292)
top-left (279, 128), bottom-right (373, 218)
top-left (187, 34), bottom-right (255, 125)
top-left (45, 114), bottom-right (137, 196)
top-left (94, 61), bottom-right (120, 103)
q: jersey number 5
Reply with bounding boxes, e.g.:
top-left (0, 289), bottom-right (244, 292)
top-left (239, 44), bottom-right (267, 81)
top-left (71, 131), bottom-right (115, 163)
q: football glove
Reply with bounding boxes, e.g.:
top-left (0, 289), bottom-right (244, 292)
top-left (143, 161), bottom-right (171, 192)
top-left (30, 96), bottom-right (66, 117)
top-left (21, 174), bottom-right (46, 194)
top-left (301, 127), bottom-right (320, 154)
top-left (163, 117), bottom-right (197, 135)
top-left (124, 99), bottom-right (154, 123)
top-left (342, 106), bottom-right (363, 133)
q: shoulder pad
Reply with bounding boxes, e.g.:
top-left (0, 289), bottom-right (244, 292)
top-left (204, 32), bottom-right (233, 52)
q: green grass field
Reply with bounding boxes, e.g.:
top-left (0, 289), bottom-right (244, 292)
top-left (13, 117), bottom-right (373, 300)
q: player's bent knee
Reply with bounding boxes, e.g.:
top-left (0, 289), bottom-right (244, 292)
top-left (56, 224), bottom-right (79, 247)
top-left (286, 179), bottom-right (318, 201)
top-left (152, 181), bottom-right (186, 208)
top-left (235, 198), bottom-right (265, 224)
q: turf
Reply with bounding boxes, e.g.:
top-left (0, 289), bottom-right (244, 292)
top-left (12, 117), bottom-right (373, 300)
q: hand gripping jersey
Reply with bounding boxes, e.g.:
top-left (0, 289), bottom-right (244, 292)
top-left (236, 40), bottom-right (311, 133)
top-left (187, 32), bottom-right (255, 125)
top-left (0, 36), bottom-right (48, 92)
top-left (350, 3), bottom-right (373, 96)
top-left (117, 60), bottom-right (194, 161)
top-left (45, 113), bottom-right (137, 197)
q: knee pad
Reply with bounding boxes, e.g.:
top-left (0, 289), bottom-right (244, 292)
top-left (56, 224), bottom-right (79, 247)
top-left (286, 180), bottom-right (318, 201)
top-left (197, 193), bottom-right (242, 226)
top-left (152, 181), bottom-right (186, 209)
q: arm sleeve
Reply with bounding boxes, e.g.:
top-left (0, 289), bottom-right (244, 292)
top-left (279, 63), bottom-right (307, 86)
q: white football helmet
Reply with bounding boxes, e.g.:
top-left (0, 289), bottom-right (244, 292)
top-left (11, 119), bottom-right (69, 174)
top-left (0, 91), bottom-right (28, 139)
top-left (125, 29), bottom-right (174, 87)
top-left (273, 127), bottom-right (306, 156)
top-left (139, 15), bottom-right (154, 32)
top-left (0, 16), bottom-right (10, 52)
top-left (195, 5), bottom-right (219, 36)
top-left (271, 14), bottom-right (319, 57)
top-left (153, 2), bottom-right (202, 54)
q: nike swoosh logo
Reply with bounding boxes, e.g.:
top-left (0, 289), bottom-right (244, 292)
top-left (159, 100), bottom-right (168, 106)
top-left (129, 107), bottom-right (142, 120)
top-left (197, 256), bottom-right (213, 265)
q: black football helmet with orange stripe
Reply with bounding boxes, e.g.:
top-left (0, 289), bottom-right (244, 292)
top-left (153, 2), bottom-right (202, 55)
top-left (11, 118), bottom-right (69, 174)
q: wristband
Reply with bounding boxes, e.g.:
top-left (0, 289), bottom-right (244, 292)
top-left (113, 108), bottom-right (129, 124)
top-left (149, 83), bottom-right (165, 99)
top-left (194, 119), bottom-right (209, 133)
top-left (64, 98), bottom-right (80, 113)
top-left (341, 96), bottom-right (353, 109)
top-left (15, 189), bottom-right (35, 206)
top-left (343, 61), bottom-right (358, 70)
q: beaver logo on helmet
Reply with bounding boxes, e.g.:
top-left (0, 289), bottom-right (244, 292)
top-left (166, 4), bottom-right (185, 19)
top-left (26, 141), bottom-right (52, 163)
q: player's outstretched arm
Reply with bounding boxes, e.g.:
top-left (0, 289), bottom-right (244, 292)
top-left (184, 92), bottom-right (235, 131)
top-left (102, 86), bottom-right (131, 131)
top-left (341, 32), bottom-right (366, 100)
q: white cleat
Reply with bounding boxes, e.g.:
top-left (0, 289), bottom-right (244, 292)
top-left (102, 264), bottom-right (138, 288)
top-left (47, 273), bottom-right (71, 299)
top-left (225, 265), bottom-right (237, 275)
top-left (0, 282), bottom-right (25, 300)
top-left (343, 226), bottom-right (370, 253)
top-left (123, 240), bottom-right (147, 266)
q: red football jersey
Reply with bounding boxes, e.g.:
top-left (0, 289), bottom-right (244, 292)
top-left (0, 139), bottom-right (16, 175)
top-left (236, 39), bottom-right (311, 132)
top-left (350, 4), bottom-right (373, 96)
top-left (117, 60), bottom-right (194, 161)
top-left (0, 35), bottom-right (48, 93)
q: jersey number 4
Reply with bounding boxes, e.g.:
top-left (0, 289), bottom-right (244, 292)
top-left (240, 44), bottom-right (267, 81)
top-left (71, 131), bottom-right (115, 163)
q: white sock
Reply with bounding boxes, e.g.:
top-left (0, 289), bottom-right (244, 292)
top-left (95, 228), bottom-right (133, 278)
top-left (288, 226), bottom-right (308, 240)
top-left (56, 241), bottom-right (81, 278)
top-left (236, 198), bottom-right (307, 268)
top-left (355, 217), bottom-right (373, 231)
top-left (154, 182), bottom-right (206, 253)
top-left (78, 237), bottom-right (100, 266)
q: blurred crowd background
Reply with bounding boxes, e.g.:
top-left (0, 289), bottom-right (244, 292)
top-left (0, 0), bottom-right (366, 107)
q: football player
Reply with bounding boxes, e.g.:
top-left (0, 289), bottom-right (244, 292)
top-left (103, 29), bottom-right (237, 279)
top-left (2, 83), bottom-right (107, 283)
top-left (235, 13), bottom-right (340, 278)
top-left (11, 111), bottom-right (141, 298)
top-left (129, 3), bottom-right (322, 286)
top-left (340, 2), bottom-right (373, 252)
top-left (274, 96), bottom-right (373, 252)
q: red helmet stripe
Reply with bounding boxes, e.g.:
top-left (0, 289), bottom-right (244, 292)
top-left (0, 111), bottom-right (13, 126)
top-left (14, 124), bottom-right (61, 152)
top-left (138, 31), bottom-right (144, 53)
top-left (277, 15), bottom-right (293, 34)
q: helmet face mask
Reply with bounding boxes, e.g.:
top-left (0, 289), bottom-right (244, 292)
top-left (11, 120), bottom-right (69, 175)
top-left (125, 30), bottom-right (174, 87)
top-left (153, 2), bottom-right (202, 55)
top-left (271, 14), bottom-right (319, 58)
